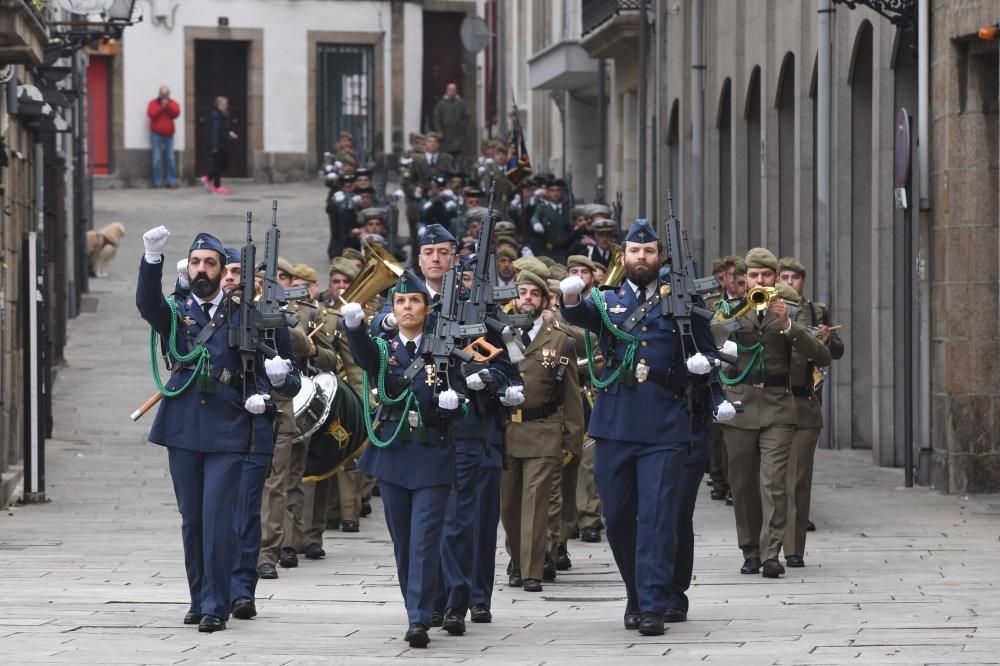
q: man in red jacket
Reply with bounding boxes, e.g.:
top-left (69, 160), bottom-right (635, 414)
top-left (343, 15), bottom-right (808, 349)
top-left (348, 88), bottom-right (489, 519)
top-left (147, 86), bottom-right (180, 188)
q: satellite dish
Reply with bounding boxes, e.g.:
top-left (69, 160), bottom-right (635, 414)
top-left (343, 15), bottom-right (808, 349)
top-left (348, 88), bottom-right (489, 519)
top-left (460, 16), bottom-right (493, 53)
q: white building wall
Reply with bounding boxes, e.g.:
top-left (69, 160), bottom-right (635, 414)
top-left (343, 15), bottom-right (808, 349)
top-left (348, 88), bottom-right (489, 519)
top-left (123, 0), bottom-right (396, 154)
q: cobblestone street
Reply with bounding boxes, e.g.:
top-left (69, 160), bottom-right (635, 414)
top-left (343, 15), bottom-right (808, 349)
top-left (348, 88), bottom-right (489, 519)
top-left (1, 183), bottom-right (999, 665)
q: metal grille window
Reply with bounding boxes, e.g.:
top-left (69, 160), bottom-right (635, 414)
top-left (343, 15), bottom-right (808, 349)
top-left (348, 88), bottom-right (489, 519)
top-left (317, 43), bottom-right (374, 166)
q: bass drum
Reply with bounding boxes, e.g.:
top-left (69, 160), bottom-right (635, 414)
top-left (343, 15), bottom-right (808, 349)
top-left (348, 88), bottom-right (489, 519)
top-left (291, 373), bottom-right (335, 444)
top-left (302, 374), bottom-right (368, 483)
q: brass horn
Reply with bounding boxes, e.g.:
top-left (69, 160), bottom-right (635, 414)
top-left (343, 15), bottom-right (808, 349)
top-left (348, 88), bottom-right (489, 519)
top-left (599, 243), bottom-right (624, 289)
top-left (335, 241), bottom-right (404, 310)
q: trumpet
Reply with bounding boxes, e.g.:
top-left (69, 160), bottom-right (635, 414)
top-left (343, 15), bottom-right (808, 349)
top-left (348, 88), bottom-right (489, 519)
top-left (712, 286), bottom-right (780, 331)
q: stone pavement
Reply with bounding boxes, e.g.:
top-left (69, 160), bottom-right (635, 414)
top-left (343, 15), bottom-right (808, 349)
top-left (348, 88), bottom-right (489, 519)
top-left (2, 182), bottom-right (999, 665)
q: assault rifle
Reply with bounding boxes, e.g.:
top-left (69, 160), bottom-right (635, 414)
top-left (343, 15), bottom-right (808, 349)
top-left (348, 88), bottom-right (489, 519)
top-left (427, 180), bottom-right (532, 396)
top-left (230, 201), bottom-right (299, 451)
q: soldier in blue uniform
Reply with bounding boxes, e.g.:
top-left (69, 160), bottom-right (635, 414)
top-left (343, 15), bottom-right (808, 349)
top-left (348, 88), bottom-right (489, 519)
top-left (341, 271), bottom-right (464, 649)
top-left (136, 227), bottom-right (300, 633)
top-left (560, 219), bottom-right (735, 636)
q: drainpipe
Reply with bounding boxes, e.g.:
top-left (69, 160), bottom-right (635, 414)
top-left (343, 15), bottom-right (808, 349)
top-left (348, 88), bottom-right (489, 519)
top-left (691, 0), bottom-right (704, 263)
top-left (916, 0), bottom-right (931, 473)
top-left (816, 0), bottom-right (832, 448)
top-left (637, 0), bottom-right (648, 217)
top-left (917, 0), bottom-right (929, 210)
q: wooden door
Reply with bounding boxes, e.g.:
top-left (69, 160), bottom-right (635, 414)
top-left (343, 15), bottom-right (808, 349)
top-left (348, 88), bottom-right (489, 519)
top-left (194, 40), bottom-right (249, 178)
top-left (422, 11), bottom-right (465, 132)
top-left (86, 55), bottom-right (112, 176)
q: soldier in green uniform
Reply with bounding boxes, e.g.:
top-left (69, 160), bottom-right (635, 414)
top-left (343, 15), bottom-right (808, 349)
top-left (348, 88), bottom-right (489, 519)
top-left (778, 257), bottom-right (844, 567)
top-left (714, 248), bottom-right (830, 579)
top-left (529, 179), bottom-right (570, 261)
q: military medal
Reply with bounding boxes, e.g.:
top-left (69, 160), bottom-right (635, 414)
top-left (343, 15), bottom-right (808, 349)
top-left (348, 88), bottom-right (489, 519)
top-left (660, 284), bottom-right (672, 296)
top-left (609, 304), bottom-right (627, 314)
top-left (424, 366), bottom-right (436, 386)
top-left (182, 316), bottom-right (196, 327)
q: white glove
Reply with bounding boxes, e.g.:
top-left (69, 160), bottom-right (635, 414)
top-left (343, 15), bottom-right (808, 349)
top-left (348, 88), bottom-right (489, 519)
top-left (244, 394), bottom-right (270, 415)
top-left (142, 225), bottom-right (170, 262)
top-left (392, 188), bottom-right (405, 200)
top-left (714, 400), bottom-right (737, 422)
top-left (442, 188), bottom-right (455, 199)
top-left (333, 160), bottom-right (343, 170)
top-left (264, 357), bottom-right (293, 386)
top-left (721, 340), bottom-right (738, 358)
top-left (532, 221), bottom-right (545, 234)
top-left (476, 166), bottom-right (486, 177)
top-left (686, 353), bottom-right (712, 375)
top-left (334, 191), bottom-right (345, 203)
top-left (176, 258), bottom-right (189, 290)
top-left (325, 172), bottom-right (338, 185)
top-left (533, 187), bottom-right (546, 199)
top-left (351, 194), bottom-right (362, 206)
top-left (520, 246), bottom-right (534, 257)
top-left (438, 389), bottom-right (460, 410)
top-left (342, 302), bottom-right (365, 329)
top-left (381, 312), bottom-right (398, 331)
top-left (560, 276), bottom-right (587, 297)
top-left (484, 157), bottom-right (494, 165)
top-left (511, 194), bottom-right (521, 206)
top-left (415, 187), bottom-right (424, 199)
top-left (500, 385), bottom-right (525, 407)
top-left (445, 200), bottom-right (458, 213)
top-left (465, 370), bottom-right (488, 391)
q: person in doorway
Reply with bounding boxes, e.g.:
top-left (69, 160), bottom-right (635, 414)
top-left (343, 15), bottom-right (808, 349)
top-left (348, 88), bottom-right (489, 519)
top-left (147, 86), bottom-right (180, 188)
top-left (432, 82), bottom-right (469, 162)
top-left (201, 96), bottom-right (238, 195)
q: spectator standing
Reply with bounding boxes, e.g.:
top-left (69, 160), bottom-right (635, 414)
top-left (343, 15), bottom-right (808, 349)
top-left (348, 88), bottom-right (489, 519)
top-left (147, 86), bottom-right (180, 189)
top-left (201, 96), bottom-right (238, 195)
top-left (432, 83), bottom-right (469, 162)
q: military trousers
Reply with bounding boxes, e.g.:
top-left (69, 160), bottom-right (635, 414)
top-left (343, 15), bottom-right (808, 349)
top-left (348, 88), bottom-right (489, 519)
top-left (721, 425), bottom-right (794, 562)
top-left (501, 455), bottom-right (558, 582)
top-left (436, 438), bottom-right (483, 613)
top-left (594, 438), bottom-right (701, 615)
top-left (707, 422), bottom-right (729, 491)
top-left (326, 469), bottom-right (363, 524)
top-left (379, 480), bottom-right (450, 627)
top-left (258, 432), bottom-right (295, 566)
top-left (784, 427), bottom-right (821, 557)
top-left (284, 440), bottom-right (308, 551)
top-left (232, 452), bottom-right (271, 601)
top-left (470, 458), bottom-right (502, 609)
top-left (548, 454), bottom-right (579, 558)
top-left (302, 477), bottom-right (333, 549)
top-left (575, 439), bottom-right (603, 530)
top-left (167, 448), bottom-right (244, 620)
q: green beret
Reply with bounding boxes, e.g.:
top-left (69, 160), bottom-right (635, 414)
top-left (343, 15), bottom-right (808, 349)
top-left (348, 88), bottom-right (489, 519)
top-left (567, 255), bottom-right (597, 272)
top-left (776, 283), bottom-right (800, 303)
top-left (516, 270), bottom-right (549, 297)
top-left (495, 235), bottom-right (519, 253)
top-left (329, 257), bottom-right (359, 280)
top-left (744, 247), bottom-right (778, 271)
top-left (778, 256), bottom-right (807, 277)
top-left (513, 257), bottom-right (551, 279)
top-left (340, 248), bottom-right (364, 264)
top-left (536, 256), bottom-right (556, 268)
top-left (291, 263), bottom-right (319, 283)
top-left (497, 245), bottom-right (517, 260)
top-left (277, 257), bottom-right (296, 275)
top-left (547, 264), bottom-right (567, 280)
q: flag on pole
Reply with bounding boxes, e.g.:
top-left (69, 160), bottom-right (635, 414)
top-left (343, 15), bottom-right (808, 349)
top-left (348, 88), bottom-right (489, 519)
top-left (505, 110), bottom-right (532, 186)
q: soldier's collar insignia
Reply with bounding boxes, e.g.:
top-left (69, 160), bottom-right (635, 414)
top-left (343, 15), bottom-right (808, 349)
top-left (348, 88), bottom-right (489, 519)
top-left (609, 304), bottom-right (627, 314)
top-left (182, 316), bottom-right (196, 327)
top-left (391, 340), bottom-right (399, 350)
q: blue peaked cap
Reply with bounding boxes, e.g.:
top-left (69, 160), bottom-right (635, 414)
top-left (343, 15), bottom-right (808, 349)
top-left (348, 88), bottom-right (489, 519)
top-left (190, 232), bottom-right (226, 255)
top-left (391, 269), bottom-right (429, 298)
top-left (223, 247), bottom-right (240, 265)
top-left (624, 218), bottom-right (658, 243)
top-left (419, 223), bottom-right (456, 246)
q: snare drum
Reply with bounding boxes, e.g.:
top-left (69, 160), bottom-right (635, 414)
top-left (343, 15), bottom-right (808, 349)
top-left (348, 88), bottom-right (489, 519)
top-left (302, 375), bottom-right (367, 482)
top-left (291, 373), bottom-right (336, 443)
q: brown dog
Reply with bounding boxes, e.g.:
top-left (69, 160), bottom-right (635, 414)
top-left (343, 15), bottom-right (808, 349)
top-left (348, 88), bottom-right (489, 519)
top-left (86, 222), bottom-right (125, 277)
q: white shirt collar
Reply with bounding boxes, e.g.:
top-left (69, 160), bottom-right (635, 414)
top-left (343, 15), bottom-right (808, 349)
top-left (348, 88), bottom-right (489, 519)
top-left (625, 279), bottom-right (654, 301)
top-left (425, 152), bottom-right (437, 162)
top-left (192, 289), bottom-right (223, 309)
top-left (399, 332), bottom-right (422, 350)
top-left (528, 316), bottom-right (544, 340)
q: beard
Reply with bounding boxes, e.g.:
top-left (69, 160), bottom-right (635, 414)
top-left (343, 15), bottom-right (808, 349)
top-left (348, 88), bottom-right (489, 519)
top-left (191, 271), bottom-right (222, 298)
top-left (518, 302), bottom-right (542, 319)
top-left (624, 261), bottom-right (658, 287)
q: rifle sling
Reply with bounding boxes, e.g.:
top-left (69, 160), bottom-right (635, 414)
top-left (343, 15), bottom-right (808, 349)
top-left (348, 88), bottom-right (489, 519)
top-left (619, 292), bottom-right (662, 335)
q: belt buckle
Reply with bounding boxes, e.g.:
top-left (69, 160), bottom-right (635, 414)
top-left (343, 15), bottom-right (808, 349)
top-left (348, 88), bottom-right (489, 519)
top-left (635, 363), bottom-right (649, 383)
top-left (510, 409), bottom-right (523, 424)
top-left (407, 410), bottom-right (420, 429)
top-left (752, 381), bottom-right (765, 389)
top-left (218, 368), bottom-right (232, 386)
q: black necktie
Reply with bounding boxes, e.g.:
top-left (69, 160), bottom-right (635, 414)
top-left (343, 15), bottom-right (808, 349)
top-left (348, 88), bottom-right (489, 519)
top-left (757, 311), bottom-right (765, 324)
top-left (521, 329), bottom-right (532, 348)
top-left (636, 287), bottom-right (647, 305)
top-left (405, 340), bottom-right (417, 358)
top-left (432, 294), bottom-right (441, 305)
top-left (202, 302), bottom-right (213, 319)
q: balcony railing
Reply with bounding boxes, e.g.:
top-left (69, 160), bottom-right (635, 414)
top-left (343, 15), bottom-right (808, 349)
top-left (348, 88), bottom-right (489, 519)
top-left (582, 0), bottom-right (642, 36)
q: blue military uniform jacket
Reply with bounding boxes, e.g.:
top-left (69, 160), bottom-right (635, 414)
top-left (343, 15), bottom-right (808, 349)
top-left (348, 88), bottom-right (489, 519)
top-left (345, 324), bottom-right (460, 489)
top-left (136, 257), bottom-right (301, 455)
top-left (561, 279), bottom-right (717, 445)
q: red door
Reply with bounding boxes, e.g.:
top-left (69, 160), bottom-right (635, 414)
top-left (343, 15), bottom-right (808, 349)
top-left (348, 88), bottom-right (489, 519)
top-left (87, 55), bottom-right (112, 175)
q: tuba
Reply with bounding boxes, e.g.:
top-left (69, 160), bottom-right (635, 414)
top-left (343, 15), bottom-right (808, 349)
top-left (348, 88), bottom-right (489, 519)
top-left (335, 241), bottom-right (404, 311)
top-left (599, 243), bottom-right (624, 289)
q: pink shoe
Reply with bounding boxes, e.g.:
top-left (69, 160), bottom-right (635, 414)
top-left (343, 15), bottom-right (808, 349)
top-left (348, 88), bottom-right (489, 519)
top-left (200, 175), bottom-right (211, 189)
top-left (212, 186), bottom-right (231, 195)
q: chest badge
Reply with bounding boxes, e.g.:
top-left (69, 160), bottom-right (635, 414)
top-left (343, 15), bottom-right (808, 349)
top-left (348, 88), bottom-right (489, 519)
top-left (660, 284), bottom-right (672, 296)
top-left (635, 361), bottom-right (650, 383)
top-left (608, 304), bottom-right (627, 314)
top-left (182, 316), bottom-right (196, 327)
